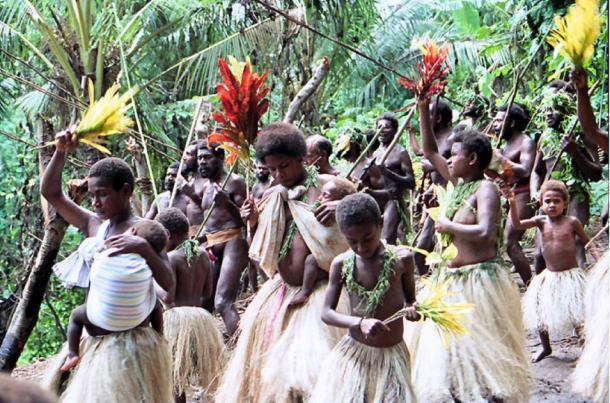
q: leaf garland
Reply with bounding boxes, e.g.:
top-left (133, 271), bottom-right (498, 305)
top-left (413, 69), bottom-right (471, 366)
top-left (342, 243), bottom-right (396, 315)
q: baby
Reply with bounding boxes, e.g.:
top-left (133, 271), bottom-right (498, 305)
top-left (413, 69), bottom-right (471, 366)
top-left (60, 219), bottom-right (168, 371)
top-left (289, 176), bottom-right (356, 306)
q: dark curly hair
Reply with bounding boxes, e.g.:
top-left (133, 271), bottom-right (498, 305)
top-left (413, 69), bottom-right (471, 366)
top-left (255, 122), bottom-right (307, 160)
top-left (198, 139), bottom-right (225, 159)
top-left (336, 193), bottom-right (382, 230)
top-left (452, 129), bottom-right (493, 170)
top-left (376, 112), bottom-right (398, 131)
top-left (431, 96), bottom-right (453, 126)
top-left (133, 219), bottom-right (168, 254)
top-left (497, 103), bottom-right (529, 132)
top-left (307, 134), bottom-right (333, 157)
top-left (88, 157), bottom-right (134, 191)
top-left (156, 207), bottom-right (190, 238)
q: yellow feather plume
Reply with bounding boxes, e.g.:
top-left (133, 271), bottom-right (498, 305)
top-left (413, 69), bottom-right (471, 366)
top-left (75, 81), bottom-right (135, 154)
top-left (547, 0), bottom-right (601, 66)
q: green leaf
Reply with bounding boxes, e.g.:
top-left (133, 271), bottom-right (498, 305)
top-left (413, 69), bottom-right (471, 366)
top-left (452, 2), bottom-right (480, 36)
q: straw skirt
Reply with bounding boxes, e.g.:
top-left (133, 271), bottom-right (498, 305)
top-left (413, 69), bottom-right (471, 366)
top-left (45, 327), bottom-right (172, 403)
top-left (408, 259), bottom-right (529, 402)
top-left (309, 335), bottom-right (416, 403)
top-left (164, 306), bottom-right (226, 396)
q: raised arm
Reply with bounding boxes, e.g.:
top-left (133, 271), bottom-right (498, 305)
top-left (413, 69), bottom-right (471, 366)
top-left (572, 67), bottom-right (608, 154)
top-left (40, 129), bottom-right (94, 234)
top-left (419, 99), bottom-right (451, 183)
top-left (408, 126), bottom-right (423, 156)
top-left (503, 185), bottom-right (539, 231)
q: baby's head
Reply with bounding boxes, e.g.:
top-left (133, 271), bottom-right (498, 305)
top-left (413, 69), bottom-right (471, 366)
top-left (130, 219), bottom-right (168, 254)
top-left (156, 208), bottom-right (189, 250)
top-left (336, 193), bottom-right (383, 259)
top-left (539, 179), bottom-right (569, 217)
top-left (319, 176), bottom-right (357, 203)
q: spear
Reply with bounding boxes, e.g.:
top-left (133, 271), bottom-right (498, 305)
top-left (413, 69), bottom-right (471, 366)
top-left (169, 99), bottom-right (205, 207)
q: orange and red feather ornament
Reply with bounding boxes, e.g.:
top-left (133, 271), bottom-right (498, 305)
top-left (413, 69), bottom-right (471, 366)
top-left (398, 40), bottom-right (450, 100)
top-left (208, 56), bottom-right (271, 166)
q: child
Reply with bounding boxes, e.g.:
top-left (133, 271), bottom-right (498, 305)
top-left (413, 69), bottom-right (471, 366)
top-left (505, 179), bottom-right (592, 362)
top-left (309, 193), bottom-right (418, 402)
top-left (156, 208), bottom-right (226, 402)
top-left (289, 176), bottom-right (356, 306)
top-left (409, 97), bottom-right (529, 402)
top-left (60, 219), bottom-right (168, 371)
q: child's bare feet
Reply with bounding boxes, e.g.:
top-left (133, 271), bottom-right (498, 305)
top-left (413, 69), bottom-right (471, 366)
top-left (60, 354), bottom-right (80, 372)
top-left (531, 347), bottom-right (551, 363)
top-left (289, 289), bottom-right (311, 306)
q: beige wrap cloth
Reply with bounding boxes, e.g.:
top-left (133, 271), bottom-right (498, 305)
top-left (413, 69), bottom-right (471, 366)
top-left (249, 185), bottom-right (349, 277)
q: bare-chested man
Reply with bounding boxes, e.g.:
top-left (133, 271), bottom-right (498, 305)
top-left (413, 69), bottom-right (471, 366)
top-left (371, 112), bottom-right (415, 244)
top-left (306, 134), bottom-right (340, 176)
top-left (531, 84), bottom-right (602, 269)
top-left (251, 159), bottom-right (272, 201)
top-left (413, 98), bottom-right (453, 274)
top-left (490, 103), bottom-right (536, 285)
top-left (196, 140), bottom-right (248, 336)
top-left (178, 141), bottom-right (207, 236)
top-left (145, 162), bottom-right (191, 219)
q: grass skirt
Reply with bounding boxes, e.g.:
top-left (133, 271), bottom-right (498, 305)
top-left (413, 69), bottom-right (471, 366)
top-left (522, 267), bottom-right (585, 335)
top-left (44, 327), bottom-right (171, 403)
top-left (214, 277), bottom-right (347, 403)
top-left (309, 335), bottom-right (416, 403)
top-left (407, 258), bottom-right (529, 402)
top-left (572, 252), bottom-right (609, 402)
top-left (164, 306), bottom-right (226, 397)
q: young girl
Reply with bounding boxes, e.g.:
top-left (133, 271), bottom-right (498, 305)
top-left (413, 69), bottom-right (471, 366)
top-left (505, 179), bottom-right (593, 362)
top-left (42, 128), bottom-right (173, 403)
top-left (310, 192), bottom-right (418, 402)
top-left (410, 97), bottom-right (529, 402)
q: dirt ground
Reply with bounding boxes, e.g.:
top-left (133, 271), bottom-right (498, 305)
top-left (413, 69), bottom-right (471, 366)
top-left (11, 224), bottom-right (607, 402)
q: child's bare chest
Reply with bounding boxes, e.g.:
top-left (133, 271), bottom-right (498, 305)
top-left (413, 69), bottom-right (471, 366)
top-left (541, 222), bottom-right (575, 245)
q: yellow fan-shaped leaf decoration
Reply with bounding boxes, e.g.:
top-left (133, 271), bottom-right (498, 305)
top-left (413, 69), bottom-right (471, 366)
top-left (547, 0), bottom-right (600, 66)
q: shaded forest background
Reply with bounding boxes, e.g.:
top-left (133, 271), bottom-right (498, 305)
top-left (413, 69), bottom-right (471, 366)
top-left (0, 0), bottom-right (607, 365)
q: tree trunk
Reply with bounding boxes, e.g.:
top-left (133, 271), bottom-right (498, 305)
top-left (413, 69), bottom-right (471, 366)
top-left (283, 57), bottom-right (330, 124)
top-left (0, 117), bottom-right (84, 372)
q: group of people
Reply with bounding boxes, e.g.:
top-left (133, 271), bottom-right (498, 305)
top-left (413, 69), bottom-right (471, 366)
top-left (31, 64), bottom-right (607, 403)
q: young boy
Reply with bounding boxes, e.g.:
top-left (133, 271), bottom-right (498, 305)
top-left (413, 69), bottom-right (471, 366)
top-left (289, 176), bottom-right (356, 306)
top-left (60, 219), bottom-right (168, 371)
top-left (309, 193), bottom-right (418, 402)
top-left (155, 208), bottom-right (226, 403)
top-left (504, 179), bottom-right (592, 362)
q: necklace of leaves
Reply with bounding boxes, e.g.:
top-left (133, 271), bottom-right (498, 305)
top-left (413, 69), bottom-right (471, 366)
top-left (278, 169), bottom-right (320, 263)
top-left (179, 239), bottom-right (200, 267)
top-left (342, 243), bottom-right (396, 316)
top-left (439, 179), bottom-right (483, 247)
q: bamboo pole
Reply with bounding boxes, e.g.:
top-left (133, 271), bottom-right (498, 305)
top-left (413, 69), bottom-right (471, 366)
top-left (585, 223), bottom-right (608, 249)
top-left (169, 99), bottom-right (205, 207)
